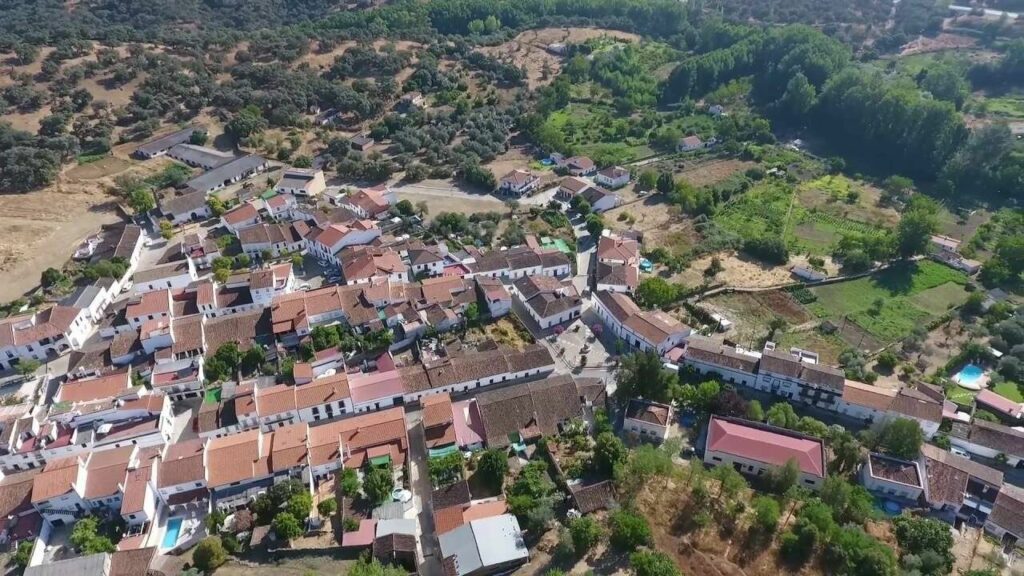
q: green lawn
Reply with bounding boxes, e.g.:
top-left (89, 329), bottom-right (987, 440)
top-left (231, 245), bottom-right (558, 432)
top-left (808, 261), bottom-right (969, 342)
top-left (993, 381), bottom-right (1024, 403)
top-left (948, 386), bottom-right (978, 407)
top-left (980, 95), bottom-right (1024, 119)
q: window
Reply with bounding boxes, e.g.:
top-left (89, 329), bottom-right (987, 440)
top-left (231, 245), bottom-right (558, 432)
top-left (803, 479), bottom-right (815, 485)
top-left (711, 456), bottom-right (722, 462)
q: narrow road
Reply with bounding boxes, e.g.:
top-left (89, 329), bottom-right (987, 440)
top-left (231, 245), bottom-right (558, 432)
top-left (405, 407), bottom-right (443, 576)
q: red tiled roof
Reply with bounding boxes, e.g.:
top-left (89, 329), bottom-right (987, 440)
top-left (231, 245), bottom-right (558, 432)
top-left (706, 416), bottom-right (825, 478)
top-left (57, 370), bottom-right (131, 404)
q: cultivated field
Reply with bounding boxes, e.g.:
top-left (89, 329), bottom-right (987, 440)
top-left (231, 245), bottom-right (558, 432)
top-left (807, 261), bottom-right (969, 344)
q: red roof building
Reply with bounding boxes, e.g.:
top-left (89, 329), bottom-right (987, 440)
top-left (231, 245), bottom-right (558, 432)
top-left (704, 415), bottom-right (826, 489)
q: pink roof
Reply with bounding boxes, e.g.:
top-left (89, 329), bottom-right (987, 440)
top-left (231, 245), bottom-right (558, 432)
top-left (348, 369), bottom-right (405, 405)
top-left (452, 399), bottom-right (485, 447)
top-left (976, 389), bottom-right (1024, 417)
top-left (223, 202), bottom-right (259, 225)
top-left (442, 264), bottom-right (471, 277)
top-left (342, 519), bottom-right (377, 547)
top-left (706, 416), bottom-right (825, 478)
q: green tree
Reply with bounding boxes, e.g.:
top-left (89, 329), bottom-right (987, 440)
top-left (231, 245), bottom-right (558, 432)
top-left (347, 556), bottom-right (409, 576)
top-left (429, 451), bottom-right (465, 486)
top-left (364, 467), bottom-right (394, 504)
top-left (464, 302), bottom-right (480, 326)
top-left (226, 105), bottom-right (268, 139)
top-left (752, 496), bottom-right (781, 533)
top-left (630, 550), bottom-right (681, 576)
top-left (895, 207), bottom-right (938, 259)
top-left (637, 170), bottom-right (658, 191)
top-left (70, 516), bottom-right (115, 554)
top-left (824, 525), bottom-right (898, 576)
top-left (340, 468), bottom-right (361, 498)
top-left (615, 351), bottom-right (675, 405)
top-left (609, 509), bottom-right (651, 552)
top-left (12, 540), bottom-right (32, 568)
top-left (766, 402), bottom-right (799, 429)
top-left (192, 537), bottom-right (227, 573)
top-left (747, 399), bottom-right (765, 421)
top-left (635, 277), bottom-right (680, 308)
top-left (286, 491), bottom-right (313, 519)
top-left (777, 72), bottom-right (816, 120)
top-left (477, 449), bottom-right (508, 491)
top-left (872, 418), bottom-right (923, 460)
top-left (585, 213), bottom-right (604, 237)
top-left (893, 516), bottom-right (954, 575)
top-left (395, 199), bottom-right (415, 216)
top-left (272, 512), bottom-right (303, 540)
top-left (41, 267), bottom-right (66, 288)
top-left (770, 458), bottom-right (801, 494)
top-left (593, 432), bottom-right (627, 476)
top-left (16, 359), bottom-right (41, 378)
top-left (568, 516), bottom-right (603, 557)
top-left (205, 509), bottom-right (226, 533)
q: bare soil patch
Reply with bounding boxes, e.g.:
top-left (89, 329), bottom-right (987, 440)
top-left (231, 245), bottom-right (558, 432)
top-left (477, 27), bottom-right (640, 89)
top-left (673, 253), bottom-right (794, 289)
top-left (0, 155), bottom-right (165, 302)
top-left (393, 179), bottom-right (506, 218)
top-left (677, 158), bottom-right (757, 188)
top-left (899, 33), bottom-right (977, 56)
top-left (486, 146), bottom-right (543, 181)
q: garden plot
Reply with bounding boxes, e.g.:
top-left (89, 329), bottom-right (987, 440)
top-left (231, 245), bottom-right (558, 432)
top-left (807, 261), bottom-right (969, 344)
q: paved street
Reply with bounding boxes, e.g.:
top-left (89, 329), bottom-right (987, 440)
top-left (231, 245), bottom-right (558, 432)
top-left (405, 407), bottom-right (443, 576)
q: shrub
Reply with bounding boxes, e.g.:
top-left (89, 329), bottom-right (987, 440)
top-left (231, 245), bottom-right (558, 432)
top-left (609, 509), bottom-right (651, 552)
top-left (568, 516), bottom-right (603, 557)
top-left (343, 517), bottom-right (360, 532)
top-left (192, 537), bottom-right (227, 573)
top-left (221, 533), bottom-right (240, 555)
top-left (272, 512), bottom-right (303, 541)
top-left (318, 498), bottom-right (338, 518)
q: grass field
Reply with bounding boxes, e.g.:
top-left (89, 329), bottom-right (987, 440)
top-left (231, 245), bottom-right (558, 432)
top-left (947, 386), bottom-right (978, 407)
top-left (807, 261), bottom-right (969, 342)
top-left (713, 179), bottom-right (891, 255)
top-left (978, 95), bottom-right (1024, 119)
top-left (993, 381), bottom-right (1024, 402)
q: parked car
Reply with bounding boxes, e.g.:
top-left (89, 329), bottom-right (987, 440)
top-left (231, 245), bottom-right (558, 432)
top-left (950, 446), bottom-right (971, 460)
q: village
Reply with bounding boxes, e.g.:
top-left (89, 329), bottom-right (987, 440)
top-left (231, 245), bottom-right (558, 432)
top-left (0, 109), bottom-right (1018, 576)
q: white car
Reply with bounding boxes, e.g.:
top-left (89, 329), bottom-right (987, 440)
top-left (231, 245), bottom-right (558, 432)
top-left (950, 446), bottom-right (971, 460)
top-left (391, 488), bottom-right (412, 503)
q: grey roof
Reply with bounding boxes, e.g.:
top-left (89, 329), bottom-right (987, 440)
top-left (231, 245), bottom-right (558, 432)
top-left (439, 523), bottom-right (483, 576)
top-left (186, 155), bottom-right (267, 193)
top-left (439, 515), bottom-right (527, 576)
top-left (61, 284), bottom-right (105, 309)
top-left (136, 127), bottom-right (195, 156)
top-left (134, 261), bottom-right (191, 283)
top-left (25, 553), bottom-right (110, 576)
top-left (375, 518), bottom-right (417, 537)
top-left (277, 168), bottom-right (321, 189)
top-left (168, 143), bottom-right (234, 167)
top-left (161, 191), bottom-right (208, 216)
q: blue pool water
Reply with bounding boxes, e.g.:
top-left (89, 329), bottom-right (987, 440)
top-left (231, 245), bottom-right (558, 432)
top-left (162, 517), bottom-right (183, 548)
top-left (955, 363), bottom-right (985, 385)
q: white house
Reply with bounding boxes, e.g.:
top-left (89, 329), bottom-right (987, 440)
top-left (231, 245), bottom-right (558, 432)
top-left (594, 166), bottom-right (630, 189)
top-left (511, 276), bottom-right (581, 329)
top-left (498, 170), bottom-right (541, 197)
top-left (151, 357), bottom-right (205, 401)
top-left (681, 337), bottom-right (759, 388)
top-left (580, 186), bottom-right (621, 213)
top-left (593, 291), bottom-right (690, 356)
top-left (859, 452), bottom-right (924, 501)
top-left (0, 305), bottom-right (93, 369)
top-left (623, 398), bottom-right (672, 442)
top-left (306, 222), bottom-right (382, 265)
top-left (221, 202), bottom-right (262, 234)
top-left (704, 415), bottom-right (826, 490)
top-left (756, 344), bottom-right (845, 410)
top-left (161, 191), bottom-right (211, 225)
top-left (275, 168), bottom-right (326, 197)
top-left (949, 419), bottom-right (1024, 466)
top-left (562, 156), bottom-right (596, 177)
top-left (133, 260), bottom-right (198, 295)
top-left (475, 277), bottom-right (511, 318)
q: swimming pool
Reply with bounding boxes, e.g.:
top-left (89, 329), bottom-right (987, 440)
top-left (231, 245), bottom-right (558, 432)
top-left (162, 517), bottom-right (183, 549)
top-left (953, 363), bottom-right (987, 390)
